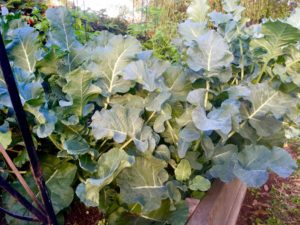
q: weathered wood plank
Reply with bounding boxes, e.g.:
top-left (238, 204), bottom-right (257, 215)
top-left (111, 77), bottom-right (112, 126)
top-left (186, 179), bottom-right (247, 225)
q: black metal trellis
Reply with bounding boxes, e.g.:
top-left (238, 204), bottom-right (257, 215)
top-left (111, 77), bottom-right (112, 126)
top-left (0, 32), bottom-right (58, 225)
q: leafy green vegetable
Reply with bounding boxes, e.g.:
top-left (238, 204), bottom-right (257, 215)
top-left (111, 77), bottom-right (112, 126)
top-left (251, 21), bottom-right (300, 62)
top-left (117, 156), bottom-right (170, 212)
top-left (175, 159), bottom-right (192, 181)
top-left (234, 145), bottom-right (297, 187)
top-left (1, 1), bottom-right (299, 224)
top-left (77, 148), bottom-right (135, 207)
top-left (189, 175), bottom-right (211, 191)
top-left (6, 27), bottom-right (39, 73)
top-left (86, 34), bottom-right (141, 96)
top-left (187, 30), bottom-right (234, 82)
top-left (187, 0), bottom-right (209, 22)
top-left (3, 156), bottom-right (77, 224)
top-left (62, 68), bottom-right (101, 117)
top-left (91, 105), bottom-right (157, 152)
top-left (0, 122), bottom-right (11, 149)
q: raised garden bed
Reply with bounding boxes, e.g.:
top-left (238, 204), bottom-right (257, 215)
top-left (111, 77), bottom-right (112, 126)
top-left (63, 179), bottom-right (247, 225)
top-left (187, 179), bottom-right (247, 225)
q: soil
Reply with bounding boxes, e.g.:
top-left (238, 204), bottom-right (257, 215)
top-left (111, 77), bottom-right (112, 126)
top-left (64, 200), bottom-right (103, 225)
top-left (0, 200), bottom-right (103, 225)
top-left (237, 145), bottom-right (300, 225)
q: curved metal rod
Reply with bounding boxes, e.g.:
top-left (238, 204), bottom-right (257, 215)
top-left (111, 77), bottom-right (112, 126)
top-left (0, 176), bottom-right (47, 224)
top-left (0, 144), bottom-right (46, 213)
top-left (0, 31), bottom-right (58, 225)
top-left (0, 206), bottom-right (39, 222)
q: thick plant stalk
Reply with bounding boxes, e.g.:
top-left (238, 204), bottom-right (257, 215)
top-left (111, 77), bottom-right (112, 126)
top-left (0, 32), bottom-right (58, 225)
top-left (0, 144), bottom-right (46, 212)
top-left (0, 176), bottom-right (47, 223)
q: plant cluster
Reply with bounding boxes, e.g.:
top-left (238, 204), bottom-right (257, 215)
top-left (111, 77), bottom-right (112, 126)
top-left (0, 0), bottom-right (300, 224)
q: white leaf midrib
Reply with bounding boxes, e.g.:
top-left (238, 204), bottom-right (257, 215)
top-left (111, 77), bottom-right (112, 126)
top-left (248, 91), bottom-right (278, 119)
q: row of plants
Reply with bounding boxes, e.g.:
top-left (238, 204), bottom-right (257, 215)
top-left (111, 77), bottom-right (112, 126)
top-left (128, 0), bottom-right (300, 63)
top-left (0, 0), bottom-right (300, 224)
top-left (3, 0), bottom-right (298, 65)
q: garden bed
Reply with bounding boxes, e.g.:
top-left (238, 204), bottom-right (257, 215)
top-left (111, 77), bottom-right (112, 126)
top-left (63, 179), bottom-right (247, 225)
top-left (187, 179), bottom-right (247, 225)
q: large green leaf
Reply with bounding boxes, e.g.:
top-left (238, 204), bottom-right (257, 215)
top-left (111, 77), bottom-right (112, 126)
top-left (6, 27), bottom-right (39, 73)
top-left (209, 11), bottom-right (233, 27)
top-left (108, 200), bottom-right (188, 225)
top-left (251, 21), bottom-right (300, 62)
top-left (123, 53), bottom-right (169, 92)
top-left (188, 175), bottom-right (211, 191)
top-left (241, 83), bottom-right (295, 129)
top-left (0, 68), bottom-right (49, 137)
top-left (175, 159), bottom-right (192, 181)
top-left (233, 145), bottom-right (297, 187)
top-left (86, 31), bottom-right (115, 48)
top-left (177, 125), bottom-right (200, 158)
top-left (192, 106), bottom-right (231, 133)
top-left (62, 69), bottom-right (101, 117)
top-left (233, 145), bottom-right (271, 187)
top-left (209, 143), bottom-right (297, 187)
top-left (187, 30), bottom-right (233, 82)
top-left (3, 156), bottom-right (77, 224)
top-left (0, 121), bottom-right (11, 149)
top-left (187, 88), bottom-right (206, 106)
top-left (32, 107), bottom-right (57, 138)
top-left (117, 156), bottom-right (169, 212)
top-left (187, 0), bottom-right (209, 22)
top-left (46, 7), bottom-right (84, 72)
top-left (153, 104), bottom-right (172, 133)
top-left (166, 201), bottom-right (189, 225)
top-left (178, 20), bottom-right (207, 43)
top-left (87, 34), bottom-right (141, 96)
top-left (268, 146), bottom-right (297, 177)
top-left (163, 66), bottom-right (193, 101)
top-left (46, 7), bottom-right (79, 51)
top-left (285, 46), bottom-right (300, 86)
top-left (41, 156), bottom-right (77, 213)
top-left (91, 105), bottom-right (156, 152)
top-left (209, 144), bottom-right (238, 182)
top-left (247, 114), bottom-right (282, 137)
top-left (110, 93), bottom-right (145, 109)
top-left (192, 99), bottom-right (240, 134)
top-left (63, 135), bottom-right (91, 155)
top-left (145, 92), bottom-right (171, 112)
top-left (76, 148), bottom-right (135, 207)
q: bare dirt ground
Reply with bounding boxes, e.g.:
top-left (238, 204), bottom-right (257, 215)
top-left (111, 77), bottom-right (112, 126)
top-left (64, 200), bottom-right (103, 225)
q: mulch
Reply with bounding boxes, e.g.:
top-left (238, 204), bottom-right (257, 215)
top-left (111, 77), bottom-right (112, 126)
top-left (64, 201), bottom-right (103, 225)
